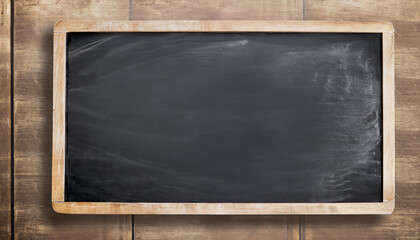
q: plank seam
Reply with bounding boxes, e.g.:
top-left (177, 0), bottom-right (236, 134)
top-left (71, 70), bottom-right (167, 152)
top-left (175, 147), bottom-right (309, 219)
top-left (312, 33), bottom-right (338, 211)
top-left (132, 215), bottom-right (134, 240)
top-left (299, 216), bottom-right (306, 240)
top-left (10, 0), bottom-right (15, 239)
top-left (303, 0), bottom-right (305, 20)
top-left (129, 0), bottom-right (132, 20)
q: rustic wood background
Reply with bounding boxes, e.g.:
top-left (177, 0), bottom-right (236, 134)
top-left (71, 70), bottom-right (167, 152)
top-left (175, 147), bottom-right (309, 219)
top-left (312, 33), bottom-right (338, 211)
top-left (0, 0), bottom-right (419, 239)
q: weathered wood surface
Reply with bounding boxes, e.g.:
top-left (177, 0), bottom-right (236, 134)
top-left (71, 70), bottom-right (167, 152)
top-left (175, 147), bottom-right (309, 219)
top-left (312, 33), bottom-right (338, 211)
top-left (13, 0), bottom-right (131, 239)
top-left (132, 0), bottom-right (303, 20)
top-left (134, 216), bottom-right (299, 240)
top-left (304, 0), bottom-right (420, 239)
top-left (0, 0), bottom-right (11, 239)
top-left (3, 0), bottom-right (419, 239)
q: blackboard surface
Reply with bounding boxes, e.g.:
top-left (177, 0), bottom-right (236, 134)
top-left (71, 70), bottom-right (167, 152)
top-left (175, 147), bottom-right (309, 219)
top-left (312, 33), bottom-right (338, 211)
top-left (65, 32), bottom-right (382, 203)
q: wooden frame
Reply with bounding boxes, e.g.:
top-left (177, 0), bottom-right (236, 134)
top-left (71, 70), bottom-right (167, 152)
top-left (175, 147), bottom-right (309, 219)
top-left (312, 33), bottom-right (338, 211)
top-left (52, 20), bottom-right (395, 215)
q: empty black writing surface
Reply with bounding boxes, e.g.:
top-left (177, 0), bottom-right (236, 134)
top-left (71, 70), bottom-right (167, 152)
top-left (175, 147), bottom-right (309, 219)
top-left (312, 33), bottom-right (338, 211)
top-left (65, 32), bottom-right (382, 203)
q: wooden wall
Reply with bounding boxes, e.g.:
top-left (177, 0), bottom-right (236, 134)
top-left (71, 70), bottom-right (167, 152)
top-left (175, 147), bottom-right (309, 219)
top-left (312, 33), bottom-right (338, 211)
top-left (0, 0), bottom-right (419, 239)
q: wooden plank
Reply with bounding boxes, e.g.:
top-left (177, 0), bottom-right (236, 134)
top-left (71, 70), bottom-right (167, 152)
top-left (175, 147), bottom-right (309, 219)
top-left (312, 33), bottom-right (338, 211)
top-left (131, 1), bottom-right (302, 238)
top-left (304, 213), bottom-right (420, 240)
top-left (54, 20), bottom-right (394, 33)
top-left (132, 0), bottom-right (303, 20)
top-left (382, 31), bottom-right (395, 203)
top-left (304, 0), bottom-right (420, 238)
top-left (52, 201), bottom-right (395, 215)
top-left (134, 216), bottom-right (299, 240)
top-left (51, 32), bottom-right (66, 202)
top-left (0, 0), bottom-right (11, 239)
top-left (13, 0), bottom-right (131, 239)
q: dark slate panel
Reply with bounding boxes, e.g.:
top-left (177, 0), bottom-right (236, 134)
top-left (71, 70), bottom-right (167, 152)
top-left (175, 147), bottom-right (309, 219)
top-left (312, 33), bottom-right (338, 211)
top-left (65, 32), bottom-right (382, 203)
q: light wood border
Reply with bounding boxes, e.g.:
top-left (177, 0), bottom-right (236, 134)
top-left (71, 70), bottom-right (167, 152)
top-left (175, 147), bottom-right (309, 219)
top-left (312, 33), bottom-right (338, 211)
top-left (52, 20), bottom-right (395, 215)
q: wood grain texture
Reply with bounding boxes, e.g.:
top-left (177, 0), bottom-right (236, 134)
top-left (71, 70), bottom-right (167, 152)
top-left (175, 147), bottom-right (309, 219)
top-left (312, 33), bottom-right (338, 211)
top-left (132, 0), bottom-right (303, 20)
top-left (52, 201), bottom-right (395, 215)
top-left (304, 0), bottom-right (420, 238)
top-left (0, 0), bottom-right (11, 239)
top-left (134, 216), bottom-right (299, 240)
top-left (382, 31), bottom-right (395, 203)
top-left (52, 32), bottom-right (65, 202)
top-left (14, 0), bottom-right (131, 239)
top-left (10, 0), bottom-right (418, 238)
top-left (53, 20), bottom-right (394, 33)
top-left (131, 1), bottom-right (302, 238)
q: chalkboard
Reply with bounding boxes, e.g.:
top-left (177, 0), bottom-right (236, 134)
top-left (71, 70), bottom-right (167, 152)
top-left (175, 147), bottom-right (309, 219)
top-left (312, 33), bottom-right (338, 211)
top-left (65, 31), bottom-right (382, 203)
top-left (52, 21), bottom-right (395, 214)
